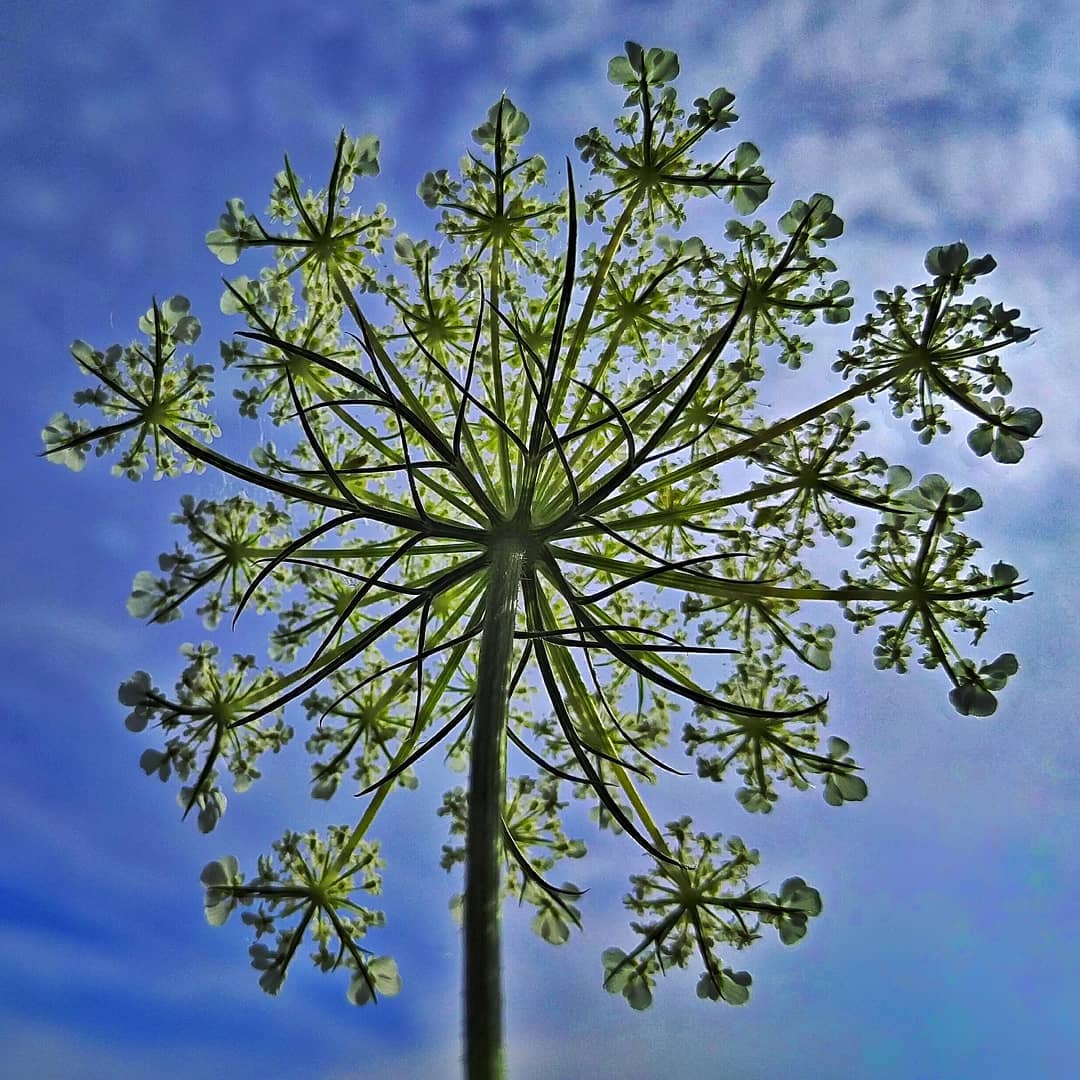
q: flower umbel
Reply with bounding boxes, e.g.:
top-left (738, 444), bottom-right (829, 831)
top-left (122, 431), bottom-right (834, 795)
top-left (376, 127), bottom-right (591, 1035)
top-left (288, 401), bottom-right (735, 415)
top-left (44, 40), bottom-right (1041, 1079)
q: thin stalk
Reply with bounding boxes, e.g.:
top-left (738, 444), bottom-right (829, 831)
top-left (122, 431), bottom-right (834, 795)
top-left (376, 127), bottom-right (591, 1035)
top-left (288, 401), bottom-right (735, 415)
top-left (581, 356), bottom-right (919, 518)
top-left (463, 539), bottom-right (524, 1080)
top-left (486, 240), bottom-right (514, 507)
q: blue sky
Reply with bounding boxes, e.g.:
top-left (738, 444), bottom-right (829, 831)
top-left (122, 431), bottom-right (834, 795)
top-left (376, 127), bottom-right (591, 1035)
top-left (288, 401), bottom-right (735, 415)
top-left (5, 1), bottom-right (1080, 1077)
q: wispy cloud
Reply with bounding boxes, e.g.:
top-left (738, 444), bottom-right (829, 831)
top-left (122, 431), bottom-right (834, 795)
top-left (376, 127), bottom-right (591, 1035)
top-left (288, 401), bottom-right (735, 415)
top-left (0, 602), bottom-right (136, 661)
top-left (779, 112), bottom-right (1078, 234)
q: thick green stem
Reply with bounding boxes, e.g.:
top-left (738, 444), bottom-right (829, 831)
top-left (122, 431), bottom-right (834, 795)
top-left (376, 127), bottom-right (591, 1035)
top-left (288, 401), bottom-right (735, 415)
top-left (463, 539), bottom-right (524, 1080)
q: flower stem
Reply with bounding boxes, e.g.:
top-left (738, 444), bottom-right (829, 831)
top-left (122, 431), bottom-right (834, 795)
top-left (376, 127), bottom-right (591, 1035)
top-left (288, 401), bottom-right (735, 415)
top-left (463, 538), bottom-right (524, 1080)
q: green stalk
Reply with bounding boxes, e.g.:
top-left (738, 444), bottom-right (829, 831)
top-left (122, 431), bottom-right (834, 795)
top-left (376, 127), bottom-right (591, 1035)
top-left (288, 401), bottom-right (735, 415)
top-left (463, 538), bottom-right (524, 1080)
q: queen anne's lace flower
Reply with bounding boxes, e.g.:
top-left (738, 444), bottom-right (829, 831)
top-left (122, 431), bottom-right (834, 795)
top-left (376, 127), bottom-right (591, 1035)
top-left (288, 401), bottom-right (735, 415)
top-left (43, 39), bottom-right (1040, 1072)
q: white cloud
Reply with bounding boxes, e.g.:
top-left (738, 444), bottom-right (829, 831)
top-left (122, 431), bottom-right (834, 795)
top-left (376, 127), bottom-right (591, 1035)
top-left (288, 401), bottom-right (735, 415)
top-left (788, 0), bottom-right (995, 101)
top-left (738, 0), bottom-right (1078, 113)
top-left (774, 110), bottom-right (1078, 234)
top-left (1, 174), bottom-right (73, 228)
top-left (779, 127), bottom-right (937, 228)
top-left (0, 601), bottom-right (135, 660)
top-left (931, 113), bottom-right (1079, 229)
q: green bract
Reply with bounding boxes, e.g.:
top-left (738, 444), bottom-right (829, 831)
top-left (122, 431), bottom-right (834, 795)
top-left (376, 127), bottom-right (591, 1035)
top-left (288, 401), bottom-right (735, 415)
top-left (43, 40), bottom-right (1041, 1080)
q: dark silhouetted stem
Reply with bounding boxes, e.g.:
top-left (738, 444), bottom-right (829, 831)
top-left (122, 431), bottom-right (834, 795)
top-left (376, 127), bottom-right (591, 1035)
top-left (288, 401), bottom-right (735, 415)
top-left (463, 539), bottom-right (524, 1080)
